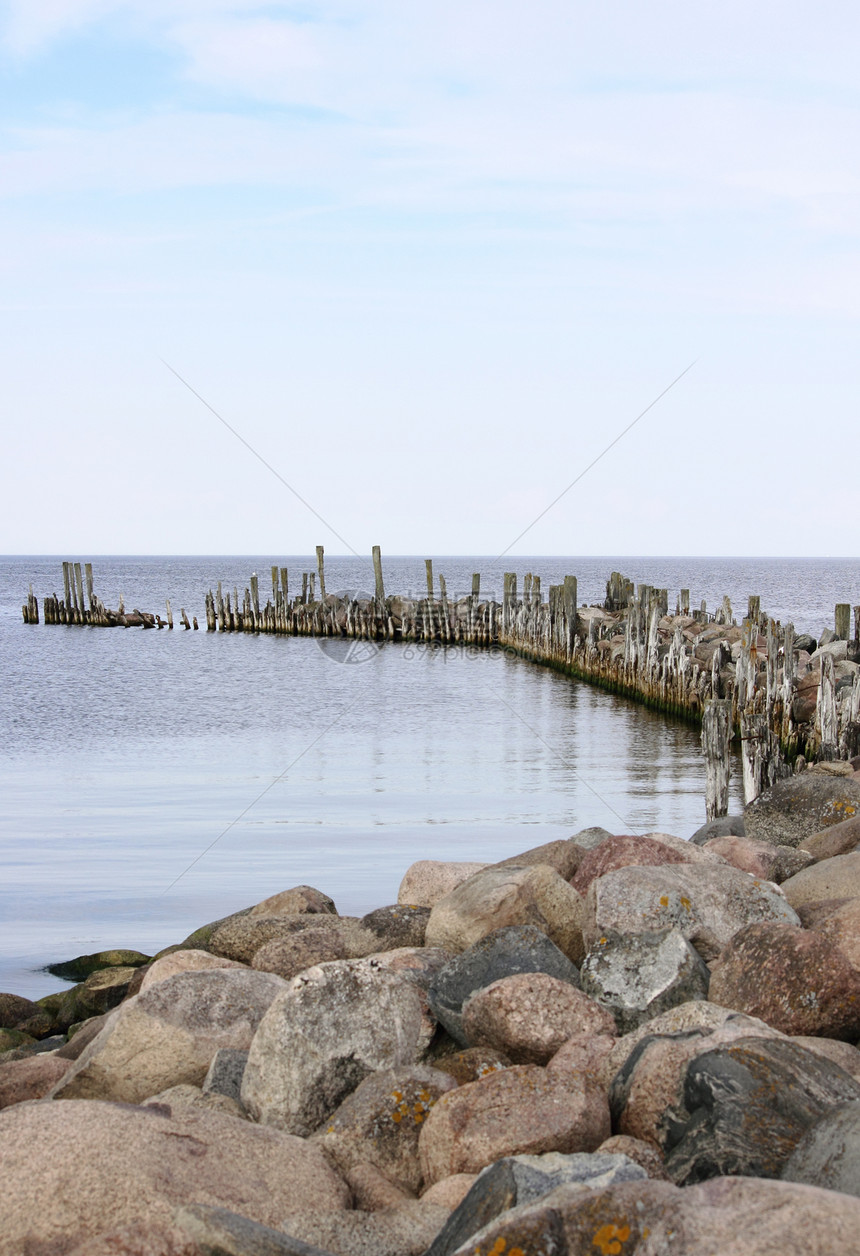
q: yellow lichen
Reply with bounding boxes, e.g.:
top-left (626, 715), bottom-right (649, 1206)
top-left (592, 1222), bottom-right (631, 1255)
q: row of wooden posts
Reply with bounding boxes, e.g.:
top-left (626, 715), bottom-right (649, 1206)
top-left (22, 553), bottom-right (860, 818)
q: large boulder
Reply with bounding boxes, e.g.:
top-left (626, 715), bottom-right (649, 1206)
top-left (0, 1099), bottom-right (350, 1255)
top-left (800, 813), bottom-right (860, 862)
top-left (493, 838), bottom-right (585, 880)
top-left (783, 1101), bottom-right (860, 1196)
top-left (209, 912), bottom-right (376, 965)
top-left (427, 925), bottom-right (580, 1045)
top-left (242, 958), bottom-right (435, 1135)
top-left (460, 973), bottom-right (615, 1063)
top-left (571, 834), bottom-right (690, 895)
top-left (139, 948), bottom-right (247, 991)
top-left (744, 773), bottom-right (860, 848)
top-left (0, 1053), bottom-right (72, 1108)
top-left (361, 904), bottom-right (430, 950)
top-left (425, 865), bottom-right (586, 963)
top-left (701, 835), bottom-right (812, 883)
top-left (247, 885), bottom-right (337, 916)
top-left (580, 928), bottom-right (710, 1033)
top-left (397, 861), bottom-right (489, 908)
top-left (281, 1200), bottom-right (452, 1256)
top-left (804, 897), bottom-right (860, 972)
top-left (583, 862), bottom-right (798, 960)
top-left (418, 1066), bottom-right (610, 1185)
top-left (689, 815), bottom-right (746, 845)
top-left (51, 968), bottom-right (288, 1103)
top-left (708, 921), bottom-right (860, 1039)
top-left (780, 851), bottom-right (860, 911)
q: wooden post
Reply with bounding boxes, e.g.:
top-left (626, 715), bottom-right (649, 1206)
top-left (271, 566), bottom-right (279, 604)
top-left (702, 698), bottom-right (731, 819)
top-left (372, 546), bottom-right (385, 605)
top-left (835, 603), bottom-right (851, 641)
top-left (251, 573), bottom-right (260, 626)
top-left (680, 588), bottom-right (690, 615)
top-left (563, 576), bottom-right (578, 654)
top-left (309, 572), bottom-right (316, 603)
top-left (85, 563), bottom-right (95, 613)
top-left (425, 559), bottom-right (434, 597)
top-left (316, 546), bottom-right (326, 602)
top-left (503, 573), bottom-right (516, 634)
top-left (301, 573), bottom-right (308, 605)
top-left (165, 599), bottom-right (174, 629)
top-left (472, 573), bottom-right (480, 598)
top-left (280, 568), bottom-right (289, 603)
top-left (62, 562), bottom-right (72, 613)
top-left (748, 595), bottom-right (760, 624)
top-left (180, 608), bottom-right (191, 630)
top-left (73, 564), bottom-right (85, 621)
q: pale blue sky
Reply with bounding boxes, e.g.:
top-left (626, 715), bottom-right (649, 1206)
top-left (2, 2), bottom-right (859, 556)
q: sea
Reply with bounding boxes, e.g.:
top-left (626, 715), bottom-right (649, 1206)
top-left (2, 555), bottom-right (858, 1000)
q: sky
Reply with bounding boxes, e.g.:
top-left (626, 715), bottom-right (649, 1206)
top-left (2, 1), bottom-right (859, 557)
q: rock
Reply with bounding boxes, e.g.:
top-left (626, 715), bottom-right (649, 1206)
top-left (0, 1052), bottom-right (72, 1108)
top-left (418, 1066), bottom-right (610, 1185)
top-left (139, 948), bottom-right (247, 991)
top-left (425, 865), bottom-right (586, 963)
top-left (397, 861), bottom-right (489, 908)
top-left (461, 973), bottom-right (615, 1063)
top-left (570, 826), bottom-right (613, 851)
top-left (431, 1046), bottom-right (511, 1085)
top-left (639, 831), bottom-right (727, 863)
top-left (783, 1101), bottom-right (860, 1196)
top-left (174, 1204), bottom-right (337, 1256)
top-left (493, 838), bottom-right (584, 880)
top-left (801, 813), bottom-right (860, 861)
top-left (345, 1162), bottom-right (417, 1211)
top-left (664, 1035), bottom-right (860, 1184)
top-left (314, 1065), bottom-right (458, 1193)
top-left (365, 946), bottom-right (452, 990)
top-left (571, 834), bottom-right (690, 895)
top-left (425, 1151), bottom-right (646, 1256)
top-left (282, 1200), bottom-right (451, 1256)
top-left (546, 1033), bottom-right (616, 1083)
top-left (360, 905), bottom-right (430, 950)
top-left (420, 1175), bottom-right (477, 1210)
top-left (242, 958), bottom-right (435, 1136)
top-left (597, 1135), bottom-right (671, 1179)
top-left (427, 925), bottom-right (580, 1045)
top-left (689, 815), bottom-right (746, 845)
top-left (805, 897), bottom-right (860, 971)
top-left (56, 1012), bottom-right (113, 1060)
top-left (580, 928), bottom-right (709, 1033)
top-left (583, 862), bottom-right (799, 961)
top-left (596, 1000), bottom-right (753, 1092)
top-left (0, 1099), bottom-right (350, 1254)
top-left (781, 851), bottom-right (860, 911)
top-left (0, 992), bottom-right (39, 1029)
top-left (248, 885), bottom-right (338, 916)
top-left (144, 1082), bottom-right (248, 1120)
top-left (252, 927), bottom-right (349, 978)
top-left (52, 968), bottom-right (288, 1103)
top-left (744, 773), bottom-right (860, 848)
top-left (203, 1046), bottom-right (248, 1102)
top-left (45, 948), bottom-right (151, 982)
top-left (701, 835), bottom-right (813, 882)
top-left (792, 1036), bottom-right (860, 1082)
top-left (708, 921), bottom-right (860, 1038)
top-left (0, 1029), bottom-right (36, 1054)
top-left (36, 967), bottom-right (139, 1035)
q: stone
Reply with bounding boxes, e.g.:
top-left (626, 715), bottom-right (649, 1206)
top-left (639, 831), bottom-right (727, 864)
top-left (56, 1011), bottom-right (113, 1060)
top-left (360, 905), bottom-right (430, 950)
top-left (708, 921), bottom-right (860, 1038)
top-left (314, 1065), bottom-right (458, 1194)
top-left (597, 1135), bottom-right (671, 1179)
top-left (689, 815), bottom-right (745, 845)
top-left (580, 928), bottom-right (710, 1032)
top-left (144, 1082), bottom-right (248, 1120)
top-left (252, 927), bottom-right (349, 978)
top-left (571, 834), bottom-right (690, 895)
top-left (397, 861), bottom-right (489, 908)
top-left (174, 1204), bottom-right (337, 1256)
top-left (744, 772), bottom-right (860, 848)
top-left (210, 913), bottom-right (341, 964)
top-left (242, 958), bottom-right (435, 1136)
top-left (344, 1162), bottom-right (416, 1211)
top-left (461, 973), bottom-right (615, 1064)
top-left (781, 851), bottom-right (860, 911)
top-left (805, 897), bottom-right (860, 972)
top-left (0, 1099), bottom-right (350, 1253)
top-left (428, 925), bottom-right (581, 1045)
top-left (664, 1035), bottom-right (860, 1184)
top-left (493, 838), bottom-right (584, 880)
top-left (420, 1175), bottom-right (477, 1210)
top-left (570, 826), bottom-right (613, 851)
top-left (203, 1046), bottom-right (248, 1102)
top-left (792, 1036), bottom-right (860, 1082)
top-left (45, 948), bottom-right (151, 982)
top-left (800, 813), bottom-right (860, 861)
top-left (429, 1046), bottom-right (511, 1085)
top-left (546, 1033), bottom-right (616, 1084)
top-left (583, 862), bottom-right (799, 961)
top-left (418, 1065), bottom-right (610, 1185)
top-left (0, 992), bottom-right (39, 1029)
top-left (282, 1201), bottom-right (452, 1256)
top-left (0, 1052), bottom-right (72, 1108)
top-left (36, 967), bottom-right (139, 1035)
top-left (52, 967), bottom-right (288, 1103)
top-left (783, 1101), bottom-right (860, 1197)
top-left (0, 1029), bottom-right (36, 1054)
top-left (446, 1201), bottom-right (567, 1256)
top-left (425, 865), bottom-right (586, 963)
top-left (701, 835), bottom-right (813, 882)
top-left (248, 885), bottom-right (337, 916)
top-left (139, 948), bottom-right (247, 991)
top-left (596, 1000), bottom-right (752, 1092)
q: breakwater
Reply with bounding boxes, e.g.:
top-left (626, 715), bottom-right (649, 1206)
top-left (22, 553), bottom-right (860, 808)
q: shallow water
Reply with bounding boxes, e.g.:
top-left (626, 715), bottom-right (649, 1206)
top-left (1, 554), bottom-right (856, 998)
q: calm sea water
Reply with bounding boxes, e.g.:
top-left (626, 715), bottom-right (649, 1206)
top-left (2, 555), bottom-right (857, 999)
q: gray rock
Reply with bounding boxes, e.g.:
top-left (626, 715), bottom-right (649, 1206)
top-left (281, 1201), bottom-right (451, 1256)
top-left (571, 826), bottom-right (614, 851)
top-left (204, 1047), bottom-right (248, 1102)
top-left (782, 1101), bottom-right (860, 1196)
top-left (744, 773), bottom-right (860, 848)
top-left (242, 958), bottom-right (435, 1135)
top-left (360, 905), bottom-right (430, 951)
top-left (689, 816), bottom-right (745, 845)
top-left (45, 949), bottom-right (151, 982)
top-left (175, 1204), bottom-right (335, 1255)
top-left (795, 633), bottom-right (818, 653)
top-left (428, 926), bottom-right (580, 1045)
top-left (580, 928), bottom-right (710, 1033)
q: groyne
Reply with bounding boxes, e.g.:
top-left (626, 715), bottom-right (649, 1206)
top-left (22, 554), bottom-right (860, 810)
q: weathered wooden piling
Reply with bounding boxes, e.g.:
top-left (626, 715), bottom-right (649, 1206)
top-left (702, 699), bottom-right (732, 819)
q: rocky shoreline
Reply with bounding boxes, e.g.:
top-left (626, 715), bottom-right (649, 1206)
top-left (4, 765), bottom-right (860, 1253)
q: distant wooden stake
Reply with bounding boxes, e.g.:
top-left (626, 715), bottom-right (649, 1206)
top-left (835, 603), bottom-right (851, 641)
top-left (373, 546), bottom-right (385, 604)
top-left (425, 560), bottom-right (434, 597)
top-left (316, 546), bottom-right (326, 601)
top-left (702, 699), bottom-right (731, 819)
